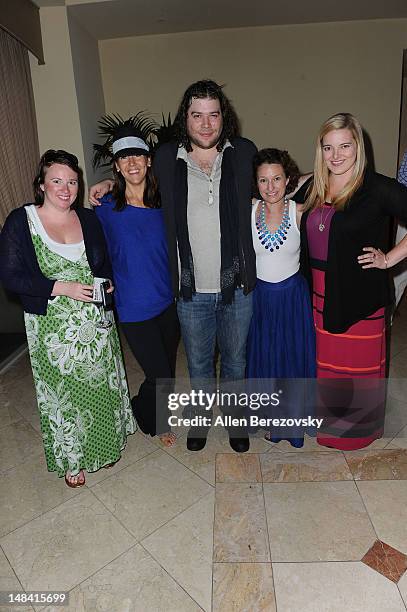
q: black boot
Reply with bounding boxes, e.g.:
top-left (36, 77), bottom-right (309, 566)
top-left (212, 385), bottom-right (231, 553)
top-left (187, 426), bottom-right (209, 451)
top-left (228, 434), bottom-right (250, 453)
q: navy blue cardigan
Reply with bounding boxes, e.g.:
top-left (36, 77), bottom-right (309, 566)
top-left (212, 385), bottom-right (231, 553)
top-left (0, 205), bottom-right (112, 315)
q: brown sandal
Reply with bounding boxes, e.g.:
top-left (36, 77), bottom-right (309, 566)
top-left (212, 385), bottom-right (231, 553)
top-left (159, 432), bottom-right (177, 448)
top-left (65, 470), bottom-right (85, 488)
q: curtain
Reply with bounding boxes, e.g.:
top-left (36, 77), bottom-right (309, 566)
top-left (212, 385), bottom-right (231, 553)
top-left (0, 27), bottom-right (39, 227)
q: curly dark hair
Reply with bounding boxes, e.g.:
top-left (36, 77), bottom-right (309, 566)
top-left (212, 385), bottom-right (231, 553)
top-left (112, 155), bottom-right (160, 211)
top-left (33, 149), bottom-right (84, 208)
top-left (253, 148), bottom-right (300, 198)
top-left (174, 79), bottom-right (240, 152)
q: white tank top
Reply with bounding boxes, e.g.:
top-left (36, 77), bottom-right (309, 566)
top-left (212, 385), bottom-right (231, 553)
top-left (26, 205), bottom-right (85, 262)
top-left (252, 199), bottom-right (300, 282)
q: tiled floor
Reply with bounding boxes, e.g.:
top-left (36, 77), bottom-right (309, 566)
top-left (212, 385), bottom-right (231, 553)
top-left (1, 300), bottom-right (407, 611)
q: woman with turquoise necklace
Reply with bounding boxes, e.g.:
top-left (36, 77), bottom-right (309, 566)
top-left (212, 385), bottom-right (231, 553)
top-left (246, 148), bottom-right (316, 447)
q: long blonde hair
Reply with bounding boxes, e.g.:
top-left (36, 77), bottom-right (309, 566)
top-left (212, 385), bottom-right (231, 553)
top-left (305, 113), bottom-right (367, 211)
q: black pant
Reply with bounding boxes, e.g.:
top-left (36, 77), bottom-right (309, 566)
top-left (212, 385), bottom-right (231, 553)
top-left (121, 303), bottom-right (180, 436)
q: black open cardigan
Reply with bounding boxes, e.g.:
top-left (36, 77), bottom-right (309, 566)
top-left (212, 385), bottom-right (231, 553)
top-left (153, 137), bottom-right (258, 298)
top-left (0, 205), bottom-right (112, 315)
top-left (298, 170), bottom-right (407, 333)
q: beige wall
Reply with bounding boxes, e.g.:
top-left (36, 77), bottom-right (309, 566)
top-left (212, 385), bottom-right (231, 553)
top-left (100, 18), bottom-right (407, 176)
top-left (68, 12), bottom-right (106, 184)
top-left (29, 5), bottom-right (106, 192)
top-left (29, 7), bottom-right (86, 183)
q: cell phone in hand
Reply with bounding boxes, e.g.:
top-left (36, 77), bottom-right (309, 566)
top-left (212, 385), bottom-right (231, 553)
top-left (100, 280), bottom-right (113, 310)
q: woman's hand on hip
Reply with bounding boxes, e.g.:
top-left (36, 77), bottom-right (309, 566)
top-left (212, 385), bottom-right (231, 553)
top-left (357, 247), bottom-right (387, 269)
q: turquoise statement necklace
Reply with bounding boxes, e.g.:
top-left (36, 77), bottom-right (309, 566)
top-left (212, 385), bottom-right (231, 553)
top-left (256, 199), bottom-right (291, 252)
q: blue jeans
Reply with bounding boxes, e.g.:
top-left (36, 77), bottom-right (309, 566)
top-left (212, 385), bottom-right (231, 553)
top-left (177, 288), bottom-right (253, 380)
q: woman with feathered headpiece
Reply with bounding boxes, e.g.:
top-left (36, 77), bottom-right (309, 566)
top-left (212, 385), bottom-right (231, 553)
top-left (94, 118), bottom-right (179, 447)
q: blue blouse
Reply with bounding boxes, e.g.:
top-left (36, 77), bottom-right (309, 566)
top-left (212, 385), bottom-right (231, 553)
top-left (96, 195), bottom-right (173, 322)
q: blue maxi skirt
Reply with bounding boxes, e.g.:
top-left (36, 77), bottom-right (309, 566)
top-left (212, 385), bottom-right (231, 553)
top-left (246, 272), bottom-right (316, 446)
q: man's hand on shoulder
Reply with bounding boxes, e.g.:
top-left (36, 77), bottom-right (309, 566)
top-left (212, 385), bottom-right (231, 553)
top-left (88, 179), bottom-right (113, 206)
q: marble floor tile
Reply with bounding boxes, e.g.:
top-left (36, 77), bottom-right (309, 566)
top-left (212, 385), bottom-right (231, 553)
top-left (0, 490), bottom-right (135, 593)
top-left (175, 352), bottom-right (188, 371)
top-left (175, 345), bottom-right (189, 377)
top-left (13, 399), bottom-right (42, 435)
top-left (214, 483), bottom-right (269, 562)
top-left (84, 431), bottom-right (157, 486)
top-left (398, 569), bottom-right (407, 607)
top-left (260, 450), bottom-right (353, 482)
top-left (125, 368), bottom-right (145, 397)
top-left (1, 309), bottom-right (407, 611)
top-left (216, 453), bottom-right (262, 483)
top-left (164, 430), bottom-right (269, 485)
top-left (273, 561), bottom-right (405, 612)
top-left (265, 433), bottom-right (342, 453)
top-left (387, 425), bottom-right (407, 450)
top-left (173, 374), bottom-right (193, 394)
top-left (387, 357), bottom-right (407, 403)
top-left (358, 480), bottom-right (407, 555)
top-left (0, 386), bottom-right (35, 418)
top-left (1, 354), bottom-right (32, 388)
top-left (264, 481), bottom-right (376, 561)
top-left (142, 491), bottom-right (214, 612)
top-left (0, 368), bottom-right (35, 396)
top-left (0, 547), bottom-right (34, 612)
top-left (362, 539), bottom-right (407, 583)
top-left (0, 420), bottom-right (43, 474)
top-left (0, 398), bottom-right (23, 431)
top-left (383, 396), bottom-right (407, 440)
top-left (345, 449), bottom-right (407, 480)
top-left (91, 450), bottom-right (213, 541)
top-left (390, 349), bottom-right (407, 378)
top-left (390, 327), bottom-right (407, 359)
top-left (0, 454), bottom-right (81, 538)
top-left (42, 545), bottom-right (202, 612)
top-left (213, 562), bottom-right (276, 612)
top-left (121, 353), bottom-right (143, 376)
top-left (358, 437), bottom-right (394, 450)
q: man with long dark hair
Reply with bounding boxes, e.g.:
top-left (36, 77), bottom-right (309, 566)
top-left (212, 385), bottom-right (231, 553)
top-left (154, 80), bottom-right (257, 452)
top-left (90, 80), bottom-right (257, 452)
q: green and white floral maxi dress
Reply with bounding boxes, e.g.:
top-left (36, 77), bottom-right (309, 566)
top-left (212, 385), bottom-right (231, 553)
top-left (25, 206), bottom-right (136, 477)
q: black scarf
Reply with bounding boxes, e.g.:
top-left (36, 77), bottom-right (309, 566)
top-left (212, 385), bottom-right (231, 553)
top-left (174, 146), bottom-right (241, 304)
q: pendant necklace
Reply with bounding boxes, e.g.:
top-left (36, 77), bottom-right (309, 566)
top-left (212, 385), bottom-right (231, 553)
top-left (318, 205), bottom-right (334, 232)
top-left (256, 199), bottom-right (291, 252)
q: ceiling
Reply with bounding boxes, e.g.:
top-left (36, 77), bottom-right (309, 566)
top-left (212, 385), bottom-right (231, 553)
top-left (32, 0), bottom-right (407, 40)
top-left (33, 0), bottom-right (65, 6)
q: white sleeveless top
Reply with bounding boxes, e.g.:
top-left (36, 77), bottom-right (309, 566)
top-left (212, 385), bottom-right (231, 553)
top-left (252, 199), bottom-right (300, 283)
top-left (26, 205), bottom-right (85, 262)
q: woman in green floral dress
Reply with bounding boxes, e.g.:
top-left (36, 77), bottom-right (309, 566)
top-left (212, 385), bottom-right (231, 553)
top-left (0, 150), bottom-right (135, 487)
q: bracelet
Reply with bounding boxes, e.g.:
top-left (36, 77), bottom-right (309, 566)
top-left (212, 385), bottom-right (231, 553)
top-left (384, 254), bottom-right (388, 269)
